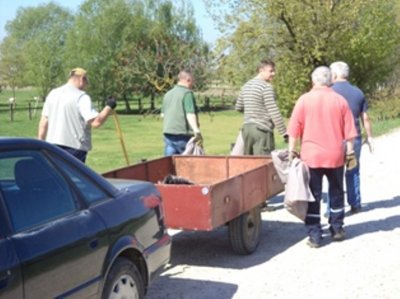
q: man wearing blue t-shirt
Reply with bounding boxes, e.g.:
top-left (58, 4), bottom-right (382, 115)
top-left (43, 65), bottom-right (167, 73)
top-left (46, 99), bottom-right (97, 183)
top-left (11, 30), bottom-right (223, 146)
top-left (330, 61), bottom-right (374, 214)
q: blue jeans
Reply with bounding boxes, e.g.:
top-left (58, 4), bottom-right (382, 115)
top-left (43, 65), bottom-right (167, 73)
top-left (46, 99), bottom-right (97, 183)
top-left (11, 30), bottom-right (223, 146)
top-left (163, 134), bottom-right (191, 156)
top-left (345, 137), bottom-right (362, 209)
top-left (307, 166), bottom-right (345, 241)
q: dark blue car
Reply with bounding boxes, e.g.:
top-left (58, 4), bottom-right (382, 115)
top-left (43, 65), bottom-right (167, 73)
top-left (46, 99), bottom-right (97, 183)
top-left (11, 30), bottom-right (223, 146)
top-left (0, 138), bottom-right (171, 299)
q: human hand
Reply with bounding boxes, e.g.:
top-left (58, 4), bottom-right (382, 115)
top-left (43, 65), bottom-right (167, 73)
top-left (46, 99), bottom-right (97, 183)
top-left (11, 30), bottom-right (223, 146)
top-left (345, 151), bottom-right (358, 171)
top-left (193, 132), bottom-right (203, 147)
top-left (364, 137), bottom-right (374, 153)
top-left (106, 96), bottom-right (117, 110)
top-left (288, 150), bottom-right (299, 165)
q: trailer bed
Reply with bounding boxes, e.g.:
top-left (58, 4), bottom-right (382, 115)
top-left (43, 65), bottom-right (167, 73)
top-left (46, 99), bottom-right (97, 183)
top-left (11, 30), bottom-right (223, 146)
top-left (103, 155), bottom-right (284, 231)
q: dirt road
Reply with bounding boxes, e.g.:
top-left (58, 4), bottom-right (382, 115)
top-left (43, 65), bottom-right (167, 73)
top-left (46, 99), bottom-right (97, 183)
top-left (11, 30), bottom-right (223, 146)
top-left (147, 129), bottom-right (400, 299)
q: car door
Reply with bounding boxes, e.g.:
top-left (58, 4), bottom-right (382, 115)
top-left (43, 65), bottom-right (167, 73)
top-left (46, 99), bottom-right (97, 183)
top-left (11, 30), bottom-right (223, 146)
top-left (0, 237), bottom-right (23, 299)
top-left (0, 203), bottom-right (23, 299)
top-left (1, 150), bottom-right (109, 299)
top-left (0, 161), bottom-right (23, 299)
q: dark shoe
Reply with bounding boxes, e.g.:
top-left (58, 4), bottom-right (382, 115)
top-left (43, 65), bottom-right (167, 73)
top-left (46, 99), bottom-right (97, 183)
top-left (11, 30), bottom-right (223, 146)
top-left (350, 206), bottom-right (362, 214)
top-left (306, 238), bottom-right (321, 248)
top-left (329, 227), bottom-right (345, 241)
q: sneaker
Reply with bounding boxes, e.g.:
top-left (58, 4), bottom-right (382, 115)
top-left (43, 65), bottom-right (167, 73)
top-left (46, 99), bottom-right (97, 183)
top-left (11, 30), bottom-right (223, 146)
top-left (329, 227), bottom-right (345, 241)
top-left (350, 206), bottom-right (362, 214)
top-left (306, 238), bottom-right (321, 248)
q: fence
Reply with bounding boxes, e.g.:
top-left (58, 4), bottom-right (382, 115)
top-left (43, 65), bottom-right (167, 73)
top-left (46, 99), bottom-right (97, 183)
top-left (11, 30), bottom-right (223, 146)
top-left (0, 101), bottom-right (42, 122)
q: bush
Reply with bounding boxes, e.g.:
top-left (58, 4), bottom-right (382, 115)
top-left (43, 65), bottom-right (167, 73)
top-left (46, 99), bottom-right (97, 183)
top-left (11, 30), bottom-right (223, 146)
top-left (369, 95), bottom-right (400, 121)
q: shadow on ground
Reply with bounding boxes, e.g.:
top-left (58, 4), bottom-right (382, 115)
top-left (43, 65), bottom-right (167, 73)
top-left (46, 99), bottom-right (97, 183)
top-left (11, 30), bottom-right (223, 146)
top-left (166, 194), bottom-right (304, 270)
top-left (146, 277), bottom-right (238, 299)
top-left (344, 196), bottom-right (400, 240)
top-left (361, 195), bottom-right (400, 212)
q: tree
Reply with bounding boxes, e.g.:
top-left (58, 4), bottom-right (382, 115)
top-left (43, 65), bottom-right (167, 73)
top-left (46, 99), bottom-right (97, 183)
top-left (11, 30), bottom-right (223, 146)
top-left (66, 0), bottom-right (211, 112)
top-left (0, 0), bottom-right (213, 113)
top-left (2, 3), bottom-right (74, 99)
top-left (114, 0), bottom-right (212, 112)
top-left (207, 0), bottom-right (400, 116)
top-left (0, 36), bottom-right (26, 99)
top-left (65, 0), bottom-right (138, 109)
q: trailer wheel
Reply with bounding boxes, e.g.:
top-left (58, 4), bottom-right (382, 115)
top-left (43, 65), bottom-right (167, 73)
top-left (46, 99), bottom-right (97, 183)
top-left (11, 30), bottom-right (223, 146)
top-left (228, 205), bottom-right (262, 255)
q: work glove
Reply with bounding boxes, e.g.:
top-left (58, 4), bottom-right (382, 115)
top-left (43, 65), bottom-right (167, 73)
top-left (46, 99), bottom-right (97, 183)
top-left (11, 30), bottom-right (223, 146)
top-left (106, 96), bottom-right (117, 110)
top-left (193, 132), bottom-right (203, 147)
top-left (283, 133), bottom-right (289, 144)
top-left (364, 137), bottom-right (374, 153)
top-left (345, 151), bottom-right (358, 171)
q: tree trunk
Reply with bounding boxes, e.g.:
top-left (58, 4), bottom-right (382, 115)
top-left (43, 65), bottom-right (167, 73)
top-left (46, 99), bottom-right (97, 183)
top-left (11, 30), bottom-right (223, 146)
top-left (123, 94), bottom-right (131, 113)
top-left (150, 91), bottom-right (155, 111)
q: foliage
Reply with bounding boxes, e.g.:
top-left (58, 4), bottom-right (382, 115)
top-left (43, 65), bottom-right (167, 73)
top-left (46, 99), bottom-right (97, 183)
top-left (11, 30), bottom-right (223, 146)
top-left (206, 0), bottom-right (400, 116)
top-left (65, 0), bottom-right (136, 107)
top-left (63, 0), bottom-right (211, 110)
top-left (370, 97), bottom-right (400, 121)
top-left (1, 3), bottom-right (74, 99)
top-left (0, 0), bottom-right (212, 111)
top-left (114, 0), bottom-right (212, 111)
top-left (0, 36), bottom-right (26, 99)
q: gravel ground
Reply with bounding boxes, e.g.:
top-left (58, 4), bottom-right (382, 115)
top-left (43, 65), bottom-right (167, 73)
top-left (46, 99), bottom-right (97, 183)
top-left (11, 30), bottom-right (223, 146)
top-left (147, 129), bottom-right (400, 299)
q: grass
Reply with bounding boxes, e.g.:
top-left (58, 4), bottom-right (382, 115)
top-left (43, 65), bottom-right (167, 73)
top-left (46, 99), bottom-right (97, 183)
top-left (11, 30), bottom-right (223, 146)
top-left (369, 117), bottom-right (400, 137)
top-left (0, 101), bottom-right (251, 172)
top-left (1, 88), bottom-right (399, 173)
top-left (89, 110), bottom-right (247, 172)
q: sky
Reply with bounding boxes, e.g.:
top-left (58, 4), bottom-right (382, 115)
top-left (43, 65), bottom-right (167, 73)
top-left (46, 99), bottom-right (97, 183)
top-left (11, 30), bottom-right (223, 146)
top-left (0, 0), bottom-right (220, 44)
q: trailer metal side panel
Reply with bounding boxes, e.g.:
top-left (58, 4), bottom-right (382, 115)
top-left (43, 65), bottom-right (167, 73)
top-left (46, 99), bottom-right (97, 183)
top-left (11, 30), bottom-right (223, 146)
top-left (103, 155), bottom-right (284, 231)
top-left (103, 156), bottom-right (174, 182)
top-left (156, 184), bottom-right (213, 230)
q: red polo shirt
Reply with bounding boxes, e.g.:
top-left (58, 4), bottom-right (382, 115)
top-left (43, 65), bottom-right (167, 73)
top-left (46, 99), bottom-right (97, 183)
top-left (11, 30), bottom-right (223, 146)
top-left (288, 86), bottom-right (357, 168)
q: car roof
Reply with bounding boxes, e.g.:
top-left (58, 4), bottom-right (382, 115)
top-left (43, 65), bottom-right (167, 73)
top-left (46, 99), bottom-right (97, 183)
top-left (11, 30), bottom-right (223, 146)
top-left (0, 137), bottom-right (52, 149)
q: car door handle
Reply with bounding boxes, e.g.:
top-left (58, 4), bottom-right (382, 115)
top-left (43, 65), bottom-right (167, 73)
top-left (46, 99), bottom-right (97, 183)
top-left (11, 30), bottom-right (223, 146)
top-left (89, 239), bottom-right (99, 249)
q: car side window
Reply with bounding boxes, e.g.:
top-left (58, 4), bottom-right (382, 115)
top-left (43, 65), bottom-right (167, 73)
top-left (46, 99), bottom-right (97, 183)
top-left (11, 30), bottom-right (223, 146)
top-left (52, 156), bottom-right (109, 204)
top-left (0, 150), bottom-right (77, 232)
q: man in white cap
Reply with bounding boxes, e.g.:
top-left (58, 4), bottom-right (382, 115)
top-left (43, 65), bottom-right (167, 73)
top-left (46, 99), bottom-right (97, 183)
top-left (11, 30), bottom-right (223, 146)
top-left (38, 67), bottom-right (116, 162)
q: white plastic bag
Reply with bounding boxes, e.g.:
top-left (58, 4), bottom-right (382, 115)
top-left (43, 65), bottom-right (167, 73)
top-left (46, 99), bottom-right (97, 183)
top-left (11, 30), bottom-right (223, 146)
top-left (182, 137), bottom-right (205, 155)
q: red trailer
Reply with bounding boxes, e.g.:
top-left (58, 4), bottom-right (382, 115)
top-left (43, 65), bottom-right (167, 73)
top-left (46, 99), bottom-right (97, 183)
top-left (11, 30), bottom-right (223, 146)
top-left (103, 155), bottom-right (284, 255)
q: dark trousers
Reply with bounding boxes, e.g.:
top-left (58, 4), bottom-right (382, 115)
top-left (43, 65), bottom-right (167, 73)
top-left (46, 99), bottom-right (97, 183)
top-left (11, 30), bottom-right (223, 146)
top-left (306, 166), bottom-right (345, 240)
top-left (57, 145), bottom-right (88, 163)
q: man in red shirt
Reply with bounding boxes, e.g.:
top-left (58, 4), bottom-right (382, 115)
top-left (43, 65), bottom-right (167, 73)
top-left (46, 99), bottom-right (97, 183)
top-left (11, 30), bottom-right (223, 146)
top-left (287, 66), bottom-right (357, 248)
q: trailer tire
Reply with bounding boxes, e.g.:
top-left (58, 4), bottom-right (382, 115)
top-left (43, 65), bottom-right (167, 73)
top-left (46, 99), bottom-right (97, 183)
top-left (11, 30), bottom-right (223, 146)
top-left (229, 205), bottom-right (262, 255)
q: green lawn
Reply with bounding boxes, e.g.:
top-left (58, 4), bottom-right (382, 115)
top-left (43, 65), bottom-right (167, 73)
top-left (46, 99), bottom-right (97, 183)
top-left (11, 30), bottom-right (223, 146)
top-left (1, 89), bottom-right (399, 173)
top-left (89, 110), bottom-right (276, 172)
top-left (0, 105), bottom-right (255, 172)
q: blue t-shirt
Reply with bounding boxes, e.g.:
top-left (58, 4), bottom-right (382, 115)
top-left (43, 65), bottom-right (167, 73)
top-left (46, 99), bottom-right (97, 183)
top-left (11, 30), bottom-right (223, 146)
top-left (332, 81), bottom-right (368, 136)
